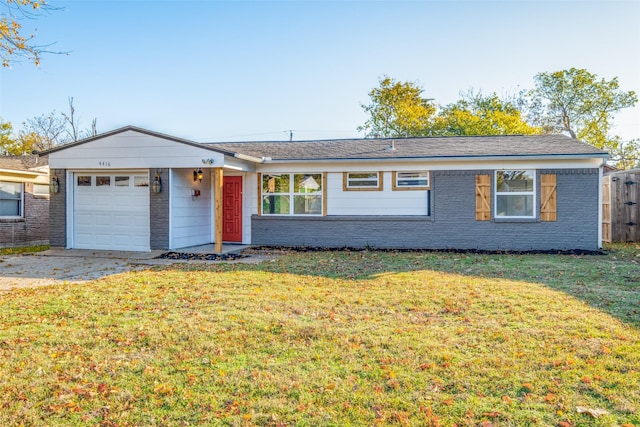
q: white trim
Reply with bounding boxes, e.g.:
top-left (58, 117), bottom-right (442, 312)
top-left (494, 170), bottom-right (537, 219)
top-left (0, 181), bottom-right (24, 219)
top-left (66, 170), bottom-right (74, 248)
top-left (168, 169), bottom-right (173, 249)
top-left (598, 165), bottom-right (603, 248)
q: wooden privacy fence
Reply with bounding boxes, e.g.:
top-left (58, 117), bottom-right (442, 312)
top-left (603, 169), bottom-right (640, 243)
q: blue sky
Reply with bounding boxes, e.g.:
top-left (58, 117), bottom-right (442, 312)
top-left (1, 0), bottom-right (639, 142)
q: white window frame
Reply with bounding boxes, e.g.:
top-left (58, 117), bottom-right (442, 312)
top-left (494, 170), bottom-right (536, 219)
top-left (0, 181), bottom-right (24, 218)
top-left (261, 173), bottom-right (324, 216)
top-left (392, 171), bottom-right (430, 190)
top-left (343, 172), bottom-right (383, 191)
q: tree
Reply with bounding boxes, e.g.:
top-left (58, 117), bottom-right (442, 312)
top-left (1, 0), bottom-right (60, 67)
top-left (527, 68), bottom-right (638, 151)
top-left (432, 90), bottom-right (542, 136)
top-left (15, 97), bottom-right (97, 152)
top-left (1, 118), bottom-right (16, 154)
top-left (610, 138), bottom-right (640, 170)
top-left (358, 76), bottom-right (436, 138)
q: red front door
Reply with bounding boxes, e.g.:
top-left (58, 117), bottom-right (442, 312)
top-left (222, 176), bottom-right (243, 242)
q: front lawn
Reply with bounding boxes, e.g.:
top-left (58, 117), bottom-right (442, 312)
top-left (1, 245), bottom-right (638, 426)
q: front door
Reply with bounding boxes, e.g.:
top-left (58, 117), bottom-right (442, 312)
top-left (222, 176), bottom-right (243, 242)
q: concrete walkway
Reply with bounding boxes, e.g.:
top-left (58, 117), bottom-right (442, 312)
top-left (0, 244), bottom-right (270, 292)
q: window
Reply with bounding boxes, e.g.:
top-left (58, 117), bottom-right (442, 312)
top-left (134, 176), bottom-right (149, 187)
top-left (115, 176), bottom-right (130, 187)
top-left (261, 173), bottom-right (323, 215)
top-left (96, 176), bottom-right (111, 186)
top-left (393, 171), bottom-right (430, 190)
top-left (77, 176), bottom-right (91, 186)
top-left (0, 181), bottom-right (23, 217)
top-left (495, 170), bottom-right (535, 218)
top-left (343, 172), bottom-right (382, 191)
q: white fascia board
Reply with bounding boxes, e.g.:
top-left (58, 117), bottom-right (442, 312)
top-left (256, 156), bottom-right (605, 173)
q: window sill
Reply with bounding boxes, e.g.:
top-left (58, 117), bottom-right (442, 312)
top-left (0, 217), bottom-right (25, 223)
top-left (494, 217), bottom-right (538, 223)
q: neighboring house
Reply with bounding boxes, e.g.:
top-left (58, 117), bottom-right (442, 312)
top-left (40, 126), bottom-right (608, 253)
top-left (0, 155), bottom-right (50, 248)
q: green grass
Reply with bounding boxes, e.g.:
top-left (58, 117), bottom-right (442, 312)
top-left (1, 244), bottom-right (638, 426)
top-left (0, 244), bottom-right (49, 256)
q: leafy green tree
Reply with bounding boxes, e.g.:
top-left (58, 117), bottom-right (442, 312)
top-left (527, 68), bottom-right (637, 150)
top-left (358, 76), bottom-right (436, 138)
top-left (433, 90), bottom-right (541, 136)
top-left (0, 118), bottom-right (16, 154)
top-left (610, 138), bottom-right (640, 170)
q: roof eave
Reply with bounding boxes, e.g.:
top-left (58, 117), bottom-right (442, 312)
top-left (262, 153), bottom-right (610, 163)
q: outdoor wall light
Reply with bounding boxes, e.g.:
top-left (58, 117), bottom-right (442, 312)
top-left (51, 176), bottom-right (60, 193)
top-left (194, 168), bottom-right (203, 182)
top-left (152, 171), bottom-right (162, 194)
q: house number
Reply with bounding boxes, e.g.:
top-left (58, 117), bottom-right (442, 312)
top-left (99, 161), bottom-right (111, 167)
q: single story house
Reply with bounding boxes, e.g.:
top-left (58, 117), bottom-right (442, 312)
top-left (40, 126), bottom-right (608, 253)
top-left (0, 155), bottom-right (50, 248)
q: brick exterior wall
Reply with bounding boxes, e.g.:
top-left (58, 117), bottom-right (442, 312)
top-left (150, 168), bottom-right (170, 250)
top-left (48, 169), bottom-right (67, 248)
top-left (251, 168), bottom-right (601, 251)
top-left (0, 182), bottom-right (50, 248)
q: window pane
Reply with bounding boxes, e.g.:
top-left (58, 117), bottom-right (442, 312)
top-left (350, 180), bottom-right (378, 187)
top-left (497, 195), bottom-right (534, 217)
top-left (262, 195), bottom-right (290, 214)
top-left (497, 171), bottom-right (534, 192)
top-left (349, 172), bottom-right (377, 179)
top-left (0, 200), bottom-right (20, 216)
top-left (347, 172), bottom-right (379, 188)
top-left (33, 184), bottom-right (50, 195)
top-left (115, 176), bottom-right (130, 187)
top-left (77, 176), bottom-right (91, 186)
top-left (263, 174), bottom-right (290, 193)
top-left (294, 174), bottom-right (322, 193)
top-left (96, 176), bottom-right (110, 186)
top-left (294, 195), bottom-right (322, 214)
top-left (134, 176), bottom-right (149, 187)
top-left (0, 181), bottom-right (22, 199)
top-left (397, 172), bottom-right (429, 186)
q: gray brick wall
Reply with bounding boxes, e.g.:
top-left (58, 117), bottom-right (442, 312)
top-left (251, 168), bottom-right (601, 251)
top-left (49, 169), bottom-right (67, 248)
top-left (0, 182), bottom-right (50, 248)
top-left (150, 169), bottom-right (170, 250)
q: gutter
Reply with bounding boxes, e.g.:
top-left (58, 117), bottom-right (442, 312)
top-left (233, 152), bottom-right (269, 163)
top-left (259, 153), bottom-right (610, 164)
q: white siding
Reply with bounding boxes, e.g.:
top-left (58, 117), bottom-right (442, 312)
top-left (327, 172), bottom-right (429, 216)
top-left (49, 130), bottom-right (228, 169)
top-left (170, 169), bottom-right (212, 249)
top-left (242, 173), bottom-right (258, 242)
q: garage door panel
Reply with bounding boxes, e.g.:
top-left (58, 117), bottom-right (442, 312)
top-left (73, 173), bottom-right (150, 251)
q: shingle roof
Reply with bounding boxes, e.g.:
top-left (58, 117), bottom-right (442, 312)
top-left (210, 134), bottom-right (608, 161)
top-left (0, 155), bottom-right (48, 171)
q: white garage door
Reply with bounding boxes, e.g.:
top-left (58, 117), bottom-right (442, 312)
top-left (73, 173), bottom-right (150, 251)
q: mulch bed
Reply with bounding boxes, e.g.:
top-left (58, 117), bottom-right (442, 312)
top-left (155, 252), bottom-right (247, 261)
top-left (246, 245), bottom-right (606, 256)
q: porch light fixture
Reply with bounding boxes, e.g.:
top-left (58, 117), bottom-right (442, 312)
top-left (194, 168), bottom-right (203, 182)
top-left (51, 175), bottom-right (60, 193)
top-left (152, 171), bottom-right (162, 194)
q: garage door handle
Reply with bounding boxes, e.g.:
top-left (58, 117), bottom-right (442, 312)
top-left (624, 201), bottom-right (637, 206)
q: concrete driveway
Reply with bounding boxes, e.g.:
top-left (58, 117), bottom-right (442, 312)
top-left (0, 248), bottom-right (165, 291)
top-left (0, 246), bottom-right (276, 291)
